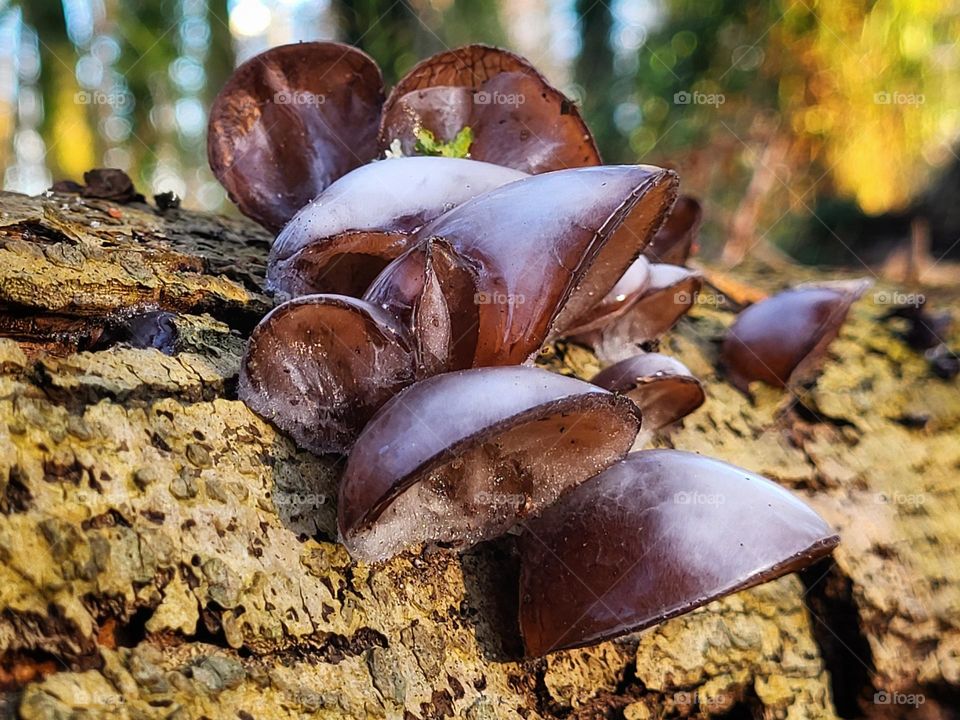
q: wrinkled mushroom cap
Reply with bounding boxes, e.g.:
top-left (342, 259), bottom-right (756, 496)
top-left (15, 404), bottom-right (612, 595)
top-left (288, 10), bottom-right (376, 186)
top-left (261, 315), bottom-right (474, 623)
top-left (238, 294), bottom-right (414, 455)
top-left (643, 194), bottom-right (702, 265)
top-left (267, 157), bottom-right (527, 299)
top-left (379, 45), bottom-right (600, 173)
top-left (591, 353), bottom-right (705, 432)
top-left (721, 279), bottom-right (871, 391)
top-left (208, 42), bottom-right (385, 232)
top-left (365, 165), bottom-right (677, 369)
top-left (338, 366), bottom-right (641, 563)
top-left (518, 450), bottom-right (839, 656)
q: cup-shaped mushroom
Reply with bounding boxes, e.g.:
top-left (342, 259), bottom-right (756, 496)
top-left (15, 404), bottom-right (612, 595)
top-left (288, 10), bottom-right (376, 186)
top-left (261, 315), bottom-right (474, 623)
top-left (267, 157), bottom-right (528, 300)
top-left (518, 449), bottom-right (840, 656)
top-left (238, 295), bottom-right (415, 455)
top-left (560, 256), bottom-right (652, 336)
top-left (366, 165), bottom-right (677, 368)
top-left (643, 195), bottom-right (702, 265)
top-left (208, 42), bottom-right (384, 232)
top-left (571, 264), bottom-right (702, 359)
top-left (721, 279), bottom-right (871, 392)
top-left (379, 45), bottom-right (600, 173)
top-left (591, 353), bottom-right (704, 432)
top-left (338, 366), bottom-right (642, 563)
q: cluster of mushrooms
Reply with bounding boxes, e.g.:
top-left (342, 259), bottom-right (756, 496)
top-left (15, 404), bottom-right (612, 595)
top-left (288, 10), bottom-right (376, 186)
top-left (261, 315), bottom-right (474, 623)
top-left (208, 42), bottom-right (858, 657)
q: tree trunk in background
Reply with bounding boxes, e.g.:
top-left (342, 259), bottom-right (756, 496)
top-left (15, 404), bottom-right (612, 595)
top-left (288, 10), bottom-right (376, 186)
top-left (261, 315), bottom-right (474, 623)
top-left (574, 0), bottom-right (619, 162)
top-left (0, 189), bottom-right (958, 719)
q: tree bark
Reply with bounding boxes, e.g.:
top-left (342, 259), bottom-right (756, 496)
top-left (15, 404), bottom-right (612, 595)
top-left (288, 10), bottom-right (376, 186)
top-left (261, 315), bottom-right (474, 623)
top-left (0, 189), bottom-right (957, 719)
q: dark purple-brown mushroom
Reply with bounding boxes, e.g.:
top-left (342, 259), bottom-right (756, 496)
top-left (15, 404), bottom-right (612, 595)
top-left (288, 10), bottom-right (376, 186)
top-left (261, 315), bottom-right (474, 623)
top-left (238, 295), bottom-right (414, 455)
top-left (570, 263), bottom-right (703, 358)
top-left (560, 256), bottom-right (652, 337)
top-left (721, 279), bottom-right (871, 392)
top-left (518, 450), bottom-right (839, 656)
top-left (365, 165), bottom-right (678, 369)
top-left (643, 194), bottom-right (702, 266)
top-left (591, 353), bottom-right (705, 432)
top-left (267, 156), bottom-right (526, 300)
top-left (379, 45), bottom-right (600, 173)
top-left (207, 42), bottom-right (385, 232)
top-left (338, 366), bottom-right (641, 563)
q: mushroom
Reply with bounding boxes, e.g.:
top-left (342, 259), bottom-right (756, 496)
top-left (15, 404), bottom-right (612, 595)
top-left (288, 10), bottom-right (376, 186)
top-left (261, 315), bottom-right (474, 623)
top-left (365, 165), bottom-right (678, 369)
top-left (591, 353), bottom-right (705, 432)
top-left (569, 262), bottom-right (703, 360)
top-left (267, 157), bottom-right (528, 300)
top-left (517, 450), bottom-right (840, 656)
top-left (721, 279), bottom-right (871, 392)
top-left (643, 194), bottom-right (702, 265)
top-left (379, 45), bottom-right (600, 173)
top-left (338, 366), bottom-right (641, 563)
top-left (238, 295), bottom-right (414, 455)
top-left (558, 256), bottom-right (652, 337)
top-left (207, 42), bottom-right (385, 232)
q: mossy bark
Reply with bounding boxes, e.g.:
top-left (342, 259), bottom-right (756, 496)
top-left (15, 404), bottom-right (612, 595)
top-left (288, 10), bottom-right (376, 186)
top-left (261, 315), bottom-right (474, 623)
top-left (0, 189), bottom-right (957, 719)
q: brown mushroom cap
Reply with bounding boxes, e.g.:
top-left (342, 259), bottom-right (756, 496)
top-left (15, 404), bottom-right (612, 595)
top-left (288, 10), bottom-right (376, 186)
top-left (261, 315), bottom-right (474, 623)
top-left (338, 366), bottom-right (641, 563)
top-left (571, 263), bottom-right (703, 359)
top-left (365, 165), bottom-right (677, 369)
top-left (518, 450), bottom-right (840, 656)
top-left (267, 157), bottom-right (527, 299)
top-left (379, 45), bottom-right (601, 173)
top-left (208, 42), bottom-right (385, 233)
top-left (560, 256), bottom-right (652, 336)
top-left (643, 194), bottom-right (702, 265)
top-left (238, 294), bottom-right (414, 455)
top-left (591, 353), bottom-right (705, 432)
top-left (721, 279), bottom-right (871, 392)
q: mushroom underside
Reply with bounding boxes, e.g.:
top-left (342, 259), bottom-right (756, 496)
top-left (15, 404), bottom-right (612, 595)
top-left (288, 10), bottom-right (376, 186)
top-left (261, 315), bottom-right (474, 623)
top-left (344, 398), bottom-right (639, 563)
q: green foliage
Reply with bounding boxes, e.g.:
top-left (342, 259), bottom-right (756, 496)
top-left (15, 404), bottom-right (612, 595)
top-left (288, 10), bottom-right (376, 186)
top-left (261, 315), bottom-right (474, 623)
top-left (413, 127), bottom-right (474, 159)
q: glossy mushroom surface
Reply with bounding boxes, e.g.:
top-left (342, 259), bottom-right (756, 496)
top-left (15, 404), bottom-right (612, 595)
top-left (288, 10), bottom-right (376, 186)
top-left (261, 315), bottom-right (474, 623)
top-left (208, 42), bottom-right (384, 232)
top-left (518, 450), bottom-right (840, 656)
top-left (267, 157), bottom-right (528, 299)
top-left (238, 295), bottom-right (414, 455)
top-left (591, 353), bottom-right (705, 432)
top-left (721, 279), bottom-right (870, 391)
top-left (366, 165), bottom-right (677, 369)
top-left (379, 45), bottom-right (600, 173)
top-left (643, 194), bottom-right (702, 265)
top-left (338, 366), bottom-right (641, 563)
top-left (561, 256), bottom-right (652, 336)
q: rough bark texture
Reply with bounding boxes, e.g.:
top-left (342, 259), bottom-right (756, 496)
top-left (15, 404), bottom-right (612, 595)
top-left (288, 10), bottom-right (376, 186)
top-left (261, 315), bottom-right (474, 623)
top-left (0, 189), bottom-right (957, 719)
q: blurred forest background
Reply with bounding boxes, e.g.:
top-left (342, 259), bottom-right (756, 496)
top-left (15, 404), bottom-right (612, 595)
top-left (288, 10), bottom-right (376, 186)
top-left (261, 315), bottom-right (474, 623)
top-left (1, 0), bottom-right (959, 269)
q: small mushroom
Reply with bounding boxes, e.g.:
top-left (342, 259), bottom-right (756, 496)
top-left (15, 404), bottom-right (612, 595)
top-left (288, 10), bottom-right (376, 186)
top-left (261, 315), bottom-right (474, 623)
top-left (338, 366), bottom-right (641, 563)
top-left (559, 256), bottom-right (652, 336)
top-left (570, 263), bottom-right (703, 360)
top-left (238, 295), bottom-right (414, 455)
top-left (591, 353), bottom-right (705, 432)
top-left (366, 165), bottom-right (678, 369)
top-left (207, 42), bottom-right (385, 232)
top-left (379, 45), bottom-right (600, 173)
top-left (643, 194), bottom-right (702, 265)
top-left (267, 156), bottom-right (526, 300)
top-left (721, 279), bottom-right (871, 391)
top-left (518, 450), bottom-right (839, 656)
